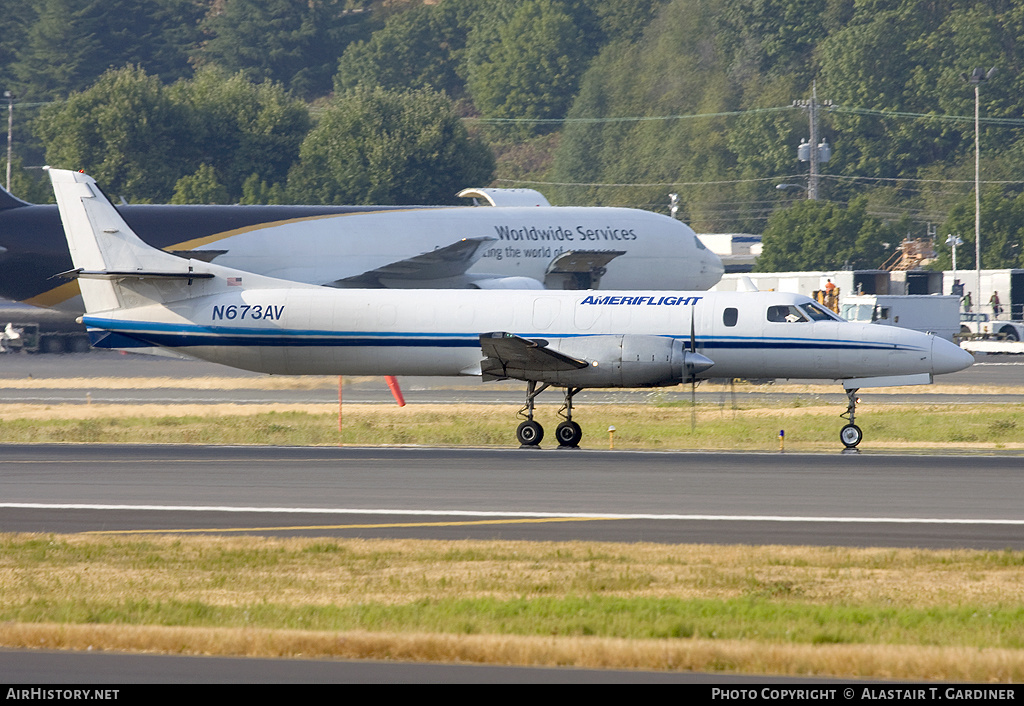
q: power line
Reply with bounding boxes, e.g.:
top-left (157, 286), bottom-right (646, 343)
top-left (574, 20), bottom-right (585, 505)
top-left (496, 173), bottom-right (1024, 189)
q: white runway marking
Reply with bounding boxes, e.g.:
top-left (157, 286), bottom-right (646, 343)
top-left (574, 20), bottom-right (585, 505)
top-left (2, 503), bottom-right (1022, 525)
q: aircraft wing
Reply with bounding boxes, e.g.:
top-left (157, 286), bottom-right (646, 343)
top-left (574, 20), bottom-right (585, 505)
top-left (479, 332), bottom-right (588, 381)
top-left (328, 237), bottom-right (495, 288)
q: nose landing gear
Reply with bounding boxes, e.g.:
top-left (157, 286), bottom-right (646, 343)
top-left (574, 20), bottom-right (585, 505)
top-left (555, 387), bottom-right (583, 448)
top-left (840, 387), bottom-right (863, 451)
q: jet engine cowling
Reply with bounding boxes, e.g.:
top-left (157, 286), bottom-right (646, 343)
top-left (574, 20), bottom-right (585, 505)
top-left (467, 276), bottom-right (545, 290)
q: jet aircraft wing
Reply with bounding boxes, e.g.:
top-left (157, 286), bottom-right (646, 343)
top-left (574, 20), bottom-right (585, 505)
top-left (328, 236), bottom-right (496, 288)
top-left (480, 332), bottom-right (588, 381)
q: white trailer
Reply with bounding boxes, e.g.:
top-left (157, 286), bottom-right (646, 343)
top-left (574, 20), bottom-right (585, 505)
top-left (839, 294), bottom-right (960, 342)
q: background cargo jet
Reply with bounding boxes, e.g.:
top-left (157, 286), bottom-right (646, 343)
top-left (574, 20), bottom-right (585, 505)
top-left (0, 183), bottom-right (723, 312)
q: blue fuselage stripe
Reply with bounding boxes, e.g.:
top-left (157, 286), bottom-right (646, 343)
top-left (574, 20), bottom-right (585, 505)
top-left (83, 318), bottom-right (925, 353)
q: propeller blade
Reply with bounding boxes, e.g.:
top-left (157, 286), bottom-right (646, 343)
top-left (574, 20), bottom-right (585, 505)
top-left (690, 307), bottom-right (696, 431)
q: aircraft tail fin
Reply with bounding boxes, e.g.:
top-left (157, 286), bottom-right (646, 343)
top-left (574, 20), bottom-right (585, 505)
top-left (48, 167), bottom-right (215, 312)
top-left (0, 184), bottom-right (30, 210)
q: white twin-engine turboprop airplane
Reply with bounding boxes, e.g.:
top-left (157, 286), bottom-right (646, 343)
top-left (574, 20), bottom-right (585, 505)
top-left (50, 168), bottom-right (974, 449)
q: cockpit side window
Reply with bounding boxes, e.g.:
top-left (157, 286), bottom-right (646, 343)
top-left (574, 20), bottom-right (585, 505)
top-left (694, 235), bottom-right (707, 250)
top-left (766, 305), bottom-right (808, 323)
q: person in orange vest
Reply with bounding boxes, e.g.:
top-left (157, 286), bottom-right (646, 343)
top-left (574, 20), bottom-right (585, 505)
top-left (990, 291), bottom-right (1002, 317)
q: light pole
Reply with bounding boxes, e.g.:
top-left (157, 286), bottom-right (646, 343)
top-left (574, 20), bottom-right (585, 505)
top-left (946, 233), bottom-right (963, 291)
top-left (962, 67), bottom-right (995, 303)
top-left (775, 183), bottom-right (807, 198)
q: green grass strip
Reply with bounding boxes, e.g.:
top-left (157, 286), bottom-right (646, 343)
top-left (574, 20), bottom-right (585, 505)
top-left (4, 596), bottom-right (1023, 648)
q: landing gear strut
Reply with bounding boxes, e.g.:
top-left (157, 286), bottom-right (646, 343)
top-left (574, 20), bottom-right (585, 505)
top-left (515, 383), bottom-right (585, 448)
top-left (516, 380), bottom-right (549, 447)
top-left (839, 387), bottom-right (863, 450)
top-left (555, 387), bottom-right (583, 448)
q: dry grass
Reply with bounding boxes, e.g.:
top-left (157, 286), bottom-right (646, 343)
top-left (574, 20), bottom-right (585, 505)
top-left (3, 623), bottom-right (1022, 681)
top-left (2, 536), bottom-right (1020, 608)
top-left (1, 535), bottom-right (1023, 679)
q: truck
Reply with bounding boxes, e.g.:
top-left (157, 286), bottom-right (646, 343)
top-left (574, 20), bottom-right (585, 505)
top-left (0, 299), bottom-right (91, 354)
top-left (957, 311), bottom-right (1024, 342)
top-left (838, 294), bottom-right (960, 342)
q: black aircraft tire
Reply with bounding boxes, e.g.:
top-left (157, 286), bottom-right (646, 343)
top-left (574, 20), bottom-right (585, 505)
top-left (555, 421), bottom-right (583, 448)
top-left (840, 424), bottom-right (863, 449)
top-left (517, 420), bottom-right (544, 446)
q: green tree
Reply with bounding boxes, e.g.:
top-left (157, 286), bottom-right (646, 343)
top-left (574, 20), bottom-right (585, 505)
top-left (0, 0), bottom-right (36, 89)
top-left (936, 190), bottom-right (1024, 271)
top-left (0, 155), bottom-right (52, 203)
top-left (169, 67), bottom-right (311, 201)
top-left (34, 66), bottom-right (192, 201)
top-left (550, 0), bottom-right (741, 219)
top-left (756, 198), bottom-right (893, 272)
top-left (334, 3), bottom-right (468, 97)
top-left (198, 0), bottom-right (372, 98)
top-left (171, 163), bottom-right (230, 204)
top-left (240, 173), bottom-right (287, 205)
top-left (12, 0), bottom-right (203, 100)
top-left (33, 66), bottom-right (311, 203)
top-left (287, 86), bottom-right (494, 205)
top-left (466, 0), bottom-right (589, 136)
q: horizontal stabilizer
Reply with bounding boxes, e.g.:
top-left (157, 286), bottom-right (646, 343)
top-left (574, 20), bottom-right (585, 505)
top-left (55, 268), bottom-right (214, 281)
top-left (480, 332), bottom-right (588, 381)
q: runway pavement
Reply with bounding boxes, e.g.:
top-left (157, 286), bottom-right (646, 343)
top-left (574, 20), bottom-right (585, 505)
top-left (1, 349), bottom-right (1023, 406)
top-left (2, 444), bottom-right (1020, 549)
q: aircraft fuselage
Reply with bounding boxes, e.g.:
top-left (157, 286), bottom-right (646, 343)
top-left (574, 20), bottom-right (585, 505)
top-left (83, 287), bottom-right (971, 384)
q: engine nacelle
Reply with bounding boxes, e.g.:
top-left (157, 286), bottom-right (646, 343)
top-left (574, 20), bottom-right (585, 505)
top-left (467, 276), bottom-right (545, 290)
top-left (536, 335), bottom-right (710, 387)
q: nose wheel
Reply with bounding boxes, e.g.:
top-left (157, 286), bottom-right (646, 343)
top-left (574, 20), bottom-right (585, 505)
top-left (840, 388), bottom-right (863, 450)
top-left (840, 423), bottom-right (863, 448)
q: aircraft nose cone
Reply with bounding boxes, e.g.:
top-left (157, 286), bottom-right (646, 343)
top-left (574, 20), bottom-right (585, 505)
top-left (932, 336), bottom-right (974, 375)
top-left (687, 352), bottom-right (715, 376)
top-left (703, 251), bottom-right (725, 286)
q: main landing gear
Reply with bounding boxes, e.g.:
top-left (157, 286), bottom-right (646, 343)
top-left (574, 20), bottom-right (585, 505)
top-left (515, 382), bottom-right (584, 449)
top-left (839, 387), bottom-right (863, 451)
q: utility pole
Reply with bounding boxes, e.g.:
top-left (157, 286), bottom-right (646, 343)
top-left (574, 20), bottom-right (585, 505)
top-left (4, 91), bottom-right (12, 194)
top-left (793, 82), bottom-right (832, 200)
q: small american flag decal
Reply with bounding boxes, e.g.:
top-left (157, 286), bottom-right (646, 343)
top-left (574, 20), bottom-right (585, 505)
top-left (227, 277), bottom-right (242, 286)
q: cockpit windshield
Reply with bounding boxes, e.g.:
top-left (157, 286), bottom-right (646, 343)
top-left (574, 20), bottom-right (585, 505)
top-left (767, 302), bottom-right (843, 323)
top-left (800, 301), bottom-right (842, 321)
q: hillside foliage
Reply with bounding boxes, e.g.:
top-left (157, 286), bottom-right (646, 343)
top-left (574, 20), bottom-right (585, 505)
top-left (4, 0), bottom-right (1024, 269)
